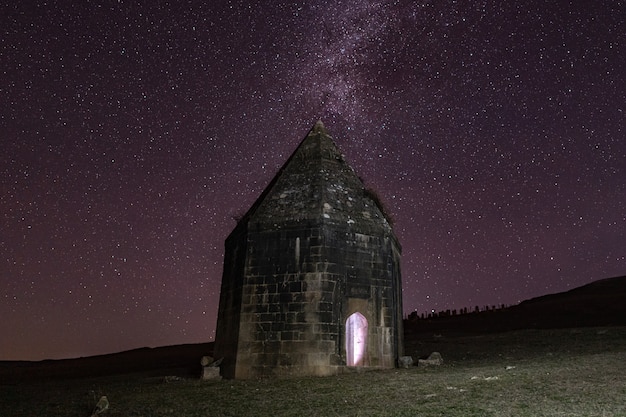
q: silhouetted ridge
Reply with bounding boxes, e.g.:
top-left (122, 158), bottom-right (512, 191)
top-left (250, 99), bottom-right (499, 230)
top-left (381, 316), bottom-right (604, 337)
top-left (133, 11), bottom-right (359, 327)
top-left (405, 275), bottom-right (626, 336)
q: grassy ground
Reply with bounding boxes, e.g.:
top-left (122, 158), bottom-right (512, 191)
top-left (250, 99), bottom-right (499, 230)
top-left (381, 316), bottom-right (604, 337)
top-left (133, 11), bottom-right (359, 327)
top-left (1, 326), bottom-right (625, 417)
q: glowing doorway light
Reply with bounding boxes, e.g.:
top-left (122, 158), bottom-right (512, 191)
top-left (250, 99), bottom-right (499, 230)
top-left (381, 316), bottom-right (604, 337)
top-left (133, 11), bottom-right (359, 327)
top-left (346, 312), bottom-right (368, 366)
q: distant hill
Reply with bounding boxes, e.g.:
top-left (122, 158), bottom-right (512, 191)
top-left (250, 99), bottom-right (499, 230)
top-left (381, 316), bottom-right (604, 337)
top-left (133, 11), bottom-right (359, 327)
top-left (512, 275), bottom-right (626, 327)
top-left (0, 342), bottom-right (213, 384)
top-left (3, 276), bottom-right (625, 384)
top-left (405, 275), bottom-right (626, 336)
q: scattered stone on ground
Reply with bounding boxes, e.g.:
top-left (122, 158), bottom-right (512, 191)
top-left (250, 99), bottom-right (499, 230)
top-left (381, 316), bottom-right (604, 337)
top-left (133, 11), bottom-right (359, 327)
top-left (199, 356), bottom-right (223, 380)
top-left (418, 352), bottom-right (443, 367)
top-left (398, 356), bottom-right (414, 368)
top-left (471, 375), bottom-right (500, 381)
top-left (201, 366), bottom-right (221, 380)
top-left (163, 375), bottom-right (184, 383)
top-left (91, 396), bottom-right (109, 416)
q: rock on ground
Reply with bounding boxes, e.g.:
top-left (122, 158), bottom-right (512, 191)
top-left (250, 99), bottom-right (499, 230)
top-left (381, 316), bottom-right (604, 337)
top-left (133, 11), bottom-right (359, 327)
top-left (418, 352), bottom-right (443, 367)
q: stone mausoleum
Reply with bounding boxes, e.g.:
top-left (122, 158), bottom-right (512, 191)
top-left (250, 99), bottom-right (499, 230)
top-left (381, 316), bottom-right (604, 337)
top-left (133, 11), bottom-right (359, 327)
top-left (214, 121), bottom-right (403, 379)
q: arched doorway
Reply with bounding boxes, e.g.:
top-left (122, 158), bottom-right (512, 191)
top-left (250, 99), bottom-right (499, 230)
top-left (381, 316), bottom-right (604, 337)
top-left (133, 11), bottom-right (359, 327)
top-left (346, 312), bottom-right (368, 366)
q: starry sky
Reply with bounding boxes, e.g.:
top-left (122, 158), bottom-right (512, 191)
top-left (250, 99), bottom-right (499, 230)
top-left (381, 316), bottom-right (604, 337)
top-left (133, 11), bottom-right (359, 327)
top-left (1, 1), bottom-right (625, 361)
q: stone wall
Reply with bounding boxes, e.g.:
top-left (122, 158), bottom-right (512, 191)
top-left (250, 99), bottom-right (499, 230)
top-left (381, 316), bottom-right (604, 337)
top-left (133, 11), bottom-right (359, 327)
top-left (215, 218), bottom-right (402, 379)
top-left (213, 226), bottom-right (247, 378)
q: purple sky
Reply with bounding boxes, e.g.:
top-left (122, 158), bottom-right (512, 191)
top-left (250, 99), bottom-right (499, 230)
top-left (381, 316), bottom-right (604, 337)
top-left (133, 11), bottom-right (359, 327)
top-left (1, 1), bottom-right (624, 361)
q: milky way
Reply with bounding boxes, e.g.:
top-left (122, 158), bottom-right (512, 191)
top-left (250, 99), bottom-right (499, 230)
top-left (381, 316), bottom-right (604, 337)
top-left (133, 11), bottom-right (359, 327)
top-left (1, 1), bottom-right (624, 360)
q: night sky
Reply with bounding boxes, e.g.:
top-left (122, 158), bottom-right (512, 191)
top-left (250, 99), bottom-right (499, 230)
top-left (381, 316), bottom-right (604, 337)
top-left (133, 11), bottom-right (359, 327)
top-left (2, 1), bottom-right (624, 361)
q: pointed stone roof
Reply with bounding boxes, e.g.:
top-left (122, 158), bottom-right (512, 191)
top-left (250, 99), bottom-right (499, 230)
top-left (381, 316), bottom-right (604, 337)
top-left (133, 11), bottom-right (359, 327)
top-left (238, 121), bottom-right (394, 235)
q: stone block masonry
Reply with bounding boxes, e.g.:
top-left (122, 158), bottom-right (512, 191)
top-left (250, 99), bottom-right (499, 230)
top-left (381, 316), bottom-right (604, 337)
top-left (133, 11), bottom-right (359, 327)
top-left (214, 122), bottom-right (403, 378)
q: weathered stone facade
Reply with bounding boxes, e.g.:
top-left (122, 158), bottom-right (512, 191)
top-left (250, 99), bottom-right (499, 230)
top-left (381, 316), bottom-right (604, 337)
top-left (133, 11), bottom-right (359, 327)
top-left (214, 121), bottom-right (403, 379)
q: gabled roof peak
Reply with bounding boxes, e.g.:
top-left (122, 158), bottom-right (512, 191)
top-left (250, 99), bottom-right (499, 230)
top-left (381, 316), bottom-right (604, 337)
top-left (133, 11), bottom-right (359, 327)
top-left (311, 120), bottom-right (327, 135)
top-left (231, 123), bottom-right (395, 236)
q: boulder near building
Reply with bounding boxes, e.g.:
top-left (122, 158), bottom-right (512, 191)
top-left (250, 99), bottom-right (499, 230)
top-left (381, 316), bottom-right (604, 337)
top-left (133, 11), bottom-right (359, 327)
top-left (214, 121), bottom-right (403, 378)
